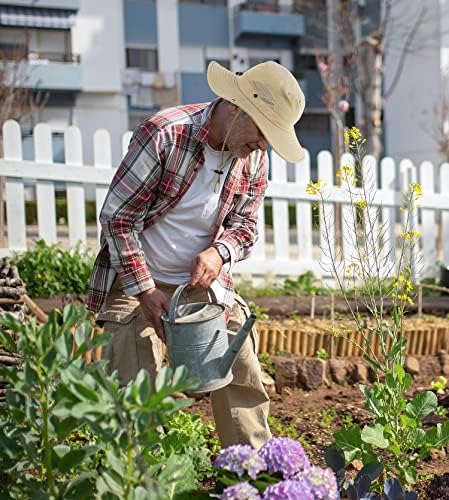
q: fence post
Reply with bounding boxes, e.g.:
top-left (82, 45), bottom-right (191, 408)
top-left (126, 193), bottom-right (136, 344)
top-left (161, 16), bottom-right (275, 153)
top-left (380, 157), bottom-right (396, 272)
top-left (317, 151), bottom-right (335, 273)
top-left (3, 120), bottom-right (26, 251)
top-left (295, 150), bottom-right (312, 261)
top-left (340, 152), bottom-right (357, 264)
top-left (440, 163), bottom-right (449, 268)
top-left (420, 161), bottom-right (436, 278)
top-left (400, 160), bottom-right (418, 281)
top-left (34, 123), bottom-right (57, 244)
top-left (65, 126), bottom-right (86, 246)
top-left (271, 151), bottom-right (289, 262)
top-left (94, 129), bottom-right (112, 246)
top-left (362, 154), bottom-right (379, 274)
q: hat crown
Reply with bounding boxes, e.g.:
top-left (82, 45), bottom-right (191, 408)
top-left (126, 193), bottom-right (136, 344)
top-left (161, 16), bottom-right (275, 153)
top-left (239, 61), bottom-right (305, 129)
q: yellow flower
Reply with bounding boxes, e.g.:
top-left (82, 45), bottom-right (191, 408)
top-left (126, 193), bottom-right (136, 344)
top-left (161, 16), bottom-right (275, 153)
top-left (409, 182), bottom-right (423, 199)
top-left (336, 165), bottom-right (355, 180)
top-left (400, 229), bottom-right (421, 242)
top-left (306, 179), bottom-right (326, 195)
top-left (344, 126), bottom-right (363, 146)
top-left (355, 199), bottom-right (367, 209)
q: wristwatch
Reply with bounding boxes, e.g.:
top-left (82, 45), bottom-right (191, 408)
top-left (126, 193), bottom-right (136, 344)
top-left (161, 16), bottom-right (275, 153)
top-left (212, 243), bottom-right (231, 264)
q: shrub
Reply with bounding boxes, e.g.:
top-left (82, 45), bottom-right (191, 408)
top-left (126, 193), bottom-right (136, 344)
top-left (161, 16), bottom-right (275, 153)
top-left (11, 240), bottom-right (95, 297)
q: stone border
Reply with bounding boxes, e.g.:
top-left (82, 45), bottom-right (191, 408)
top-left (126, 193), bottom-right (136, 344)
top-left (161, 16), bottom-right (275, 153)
top-left (270, 352), bottom-right (449, 393)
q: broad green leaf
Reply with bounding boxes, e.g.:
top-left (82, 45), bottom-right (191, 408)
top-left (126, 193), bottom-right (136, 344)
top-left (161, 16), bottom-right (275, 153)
top-left (400, 414), bottom-right (417, 429)
top-left (334, 425), bottom-right (363, 462)
top-left (406, 391), bottom-right (438, 420)
top-left (356, 461), bottom-right (384, 483)
top-left (64, 471), bottom-right (97, 499)
top-left (408, 428), bottom-right (426, 449)
top-left (53, 445), bottom-right (96, 474)
top-left (361, 423), bottom-right (389, 449)
top-left (425, 421), bottom-right (449, 449)
top-left (394, 363), bottom-right (406, 382)
top-left (54, 330), bottom-right (73, 359)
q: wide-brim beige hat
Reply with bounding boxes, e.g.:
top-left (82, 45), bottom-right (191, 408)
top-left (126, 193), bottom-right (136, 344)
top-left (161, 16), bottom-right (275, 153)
top-left (207, 60), bottom-right (306, 163)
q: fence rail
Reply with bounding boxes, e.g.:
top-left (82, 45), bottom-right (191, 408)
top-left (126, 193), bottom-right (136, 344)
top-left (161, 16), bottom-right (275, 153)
top-left (1, 119), bottom-right (449, 281)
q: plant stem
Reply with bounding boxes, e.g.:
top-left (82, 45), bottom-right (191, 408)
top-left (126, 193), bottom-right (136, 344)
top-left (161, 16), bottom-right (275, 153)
top-left (38, 371), bottom-right (56, 496)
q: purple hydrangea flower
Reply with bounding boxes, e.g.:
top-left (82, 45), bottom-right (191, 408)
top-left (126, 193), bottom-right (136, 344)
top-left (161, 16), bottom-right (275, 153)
top-left (294, 466), bottom-right (339, 499)
top-left (263, 479), bottom-right (314, 500)
top-left (258, 438), bottom-right (310, 479)
top-left (220, 481), bottom-right (262, 500)
top-left (215, 444), bottom-right (267, 479)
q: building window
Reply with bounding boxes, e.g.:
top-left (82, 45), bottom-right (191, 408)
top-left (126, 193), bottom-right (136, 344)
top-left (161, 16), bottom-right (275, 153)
top-left (205, 58), bottom-right (230, 69)
top-left (248, 56), bottom-right (280, 67)
top-left (126, 47), bottom-right (158, 71)
top-left (295, 113), bottom-right (330, 133)
top-left (180, 1), bottom-right (227, 5)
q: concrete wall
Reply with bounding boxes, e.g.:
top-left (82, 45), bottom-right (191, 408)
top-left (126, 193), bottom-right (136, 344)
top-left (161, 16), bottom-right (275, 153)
top-left (71, 0), bottom-right (128, 167)
top-left (384, 0), bottom-right (442, 166)
top-left (71, 0), bottom-right (125, 93)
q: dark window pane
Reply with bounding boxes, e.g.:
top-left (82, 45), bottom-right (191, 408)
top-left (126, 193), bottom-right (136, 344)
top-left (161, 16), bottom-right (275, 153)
top-left (126, 48), bottom-right (158, 71)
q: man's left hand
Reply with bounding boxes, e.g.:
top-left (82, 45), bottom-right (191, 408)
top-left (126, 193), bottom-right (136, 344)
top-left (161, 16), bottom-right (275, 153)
top-left (190, 247), bottom-right (223, 288)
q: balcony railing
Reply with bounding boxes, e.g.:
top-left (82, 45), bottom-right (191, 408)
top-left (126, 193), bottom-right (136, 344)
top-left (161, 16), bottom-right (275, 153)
top-left (0, 47), bottom-right (80, 64)
top-left (236, 1), bottom-right (301, 15)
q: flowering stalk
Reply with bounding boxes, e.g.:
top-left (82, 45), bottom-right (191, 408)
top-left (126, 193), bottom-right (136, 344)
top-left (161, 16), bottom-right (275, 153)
top-left (306, 126), bottom-right (423, 375)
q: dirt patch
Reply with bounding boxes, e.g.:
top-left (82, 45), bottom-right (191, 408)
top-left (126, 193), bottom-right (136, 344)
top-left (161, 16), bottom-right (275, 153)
top-left (188, 384), bottom-right (449, 499)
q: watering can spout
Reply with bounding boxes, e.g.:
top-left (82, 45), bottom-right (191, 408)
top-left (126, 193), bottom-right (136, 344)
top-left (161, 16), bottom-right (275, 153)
top-left (220, 314), bottom-right (257, 378)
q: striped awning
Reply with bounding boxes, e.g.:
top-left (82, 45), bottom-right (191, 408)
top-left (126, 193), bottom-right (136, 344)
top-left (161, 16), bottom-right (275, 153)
top-left (0, 6), bottom-right (76, 29)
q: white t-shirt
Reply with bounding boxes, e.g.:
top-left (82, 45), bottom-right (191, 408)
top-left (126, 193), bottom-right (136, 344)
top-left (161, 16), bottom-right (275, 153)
top-left (139, 143), bottom-right (233, 284)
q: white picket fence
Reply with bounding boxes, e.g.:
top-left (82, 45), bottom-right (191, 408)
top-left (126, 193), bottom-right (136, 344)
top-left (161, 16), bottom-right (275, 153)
top-left (1, 119), bottom-right (449, 280)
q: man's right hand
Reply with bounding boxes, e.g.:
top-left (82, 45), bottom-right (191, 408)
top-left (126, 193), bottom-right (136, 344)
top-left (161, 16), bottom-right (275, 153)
top-left (138, 287), bottom-right (169, 342)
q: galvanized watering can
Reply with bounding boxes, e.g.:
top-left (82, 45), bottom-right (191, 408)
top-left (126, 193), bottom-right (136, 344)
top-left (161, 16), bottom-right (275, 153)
top-left (161, 284), bottom-right (256, 394)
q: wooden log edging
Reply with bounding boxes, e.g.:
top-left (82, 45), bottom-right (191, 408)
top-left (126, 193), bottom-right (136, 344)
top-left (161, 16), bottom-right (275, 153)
top-left (256, 318), bottom-right (449, 357)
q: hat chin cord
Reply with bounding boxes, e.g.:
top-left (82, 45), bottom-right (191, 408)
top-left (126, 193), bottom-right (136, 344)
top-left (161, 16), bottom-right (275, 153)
top-left (213, 108), bottom-right (242, 193)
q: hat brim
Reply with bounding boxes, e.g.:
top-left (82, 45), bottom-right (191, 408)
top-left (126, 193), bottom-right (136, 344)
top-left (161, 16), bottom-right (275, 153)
top-left (207, 61), bottom-right (305, 163)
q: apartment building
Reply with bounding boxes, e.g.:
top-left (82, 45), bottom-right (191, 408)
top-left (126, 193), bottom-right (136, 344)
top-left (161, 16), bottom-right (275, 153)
top-left (123, 0), bottom-right (330, 164)
top-left (0, 0), bottom-right (127, 166)
top-left (0, 0), bottom-right (445, 170)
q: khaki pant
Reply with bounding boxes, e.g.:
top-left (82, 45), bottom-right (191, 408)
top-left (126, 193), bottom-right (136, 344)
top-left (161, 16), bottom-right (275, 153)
top-left (97, 278), bottom-right (271, 449)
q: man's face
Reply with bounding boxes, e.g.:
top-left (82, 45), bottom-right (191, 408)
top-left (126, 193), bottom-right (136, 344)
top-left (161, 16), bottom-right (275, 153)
top-left (225, 109), bottom-right (268, 158)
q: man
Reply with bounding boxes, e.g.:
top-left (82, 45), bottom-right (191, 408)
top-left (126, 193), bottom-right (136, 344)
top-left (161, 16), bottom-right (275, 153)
top-left (87, 60), bottom-right (305, 449)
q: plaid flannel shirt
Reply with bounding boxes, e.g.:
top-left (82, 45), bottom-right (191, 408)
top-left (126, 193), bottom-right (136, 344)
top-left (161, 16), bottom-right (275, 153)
top-left (86, 99), bottom-right (268, 314)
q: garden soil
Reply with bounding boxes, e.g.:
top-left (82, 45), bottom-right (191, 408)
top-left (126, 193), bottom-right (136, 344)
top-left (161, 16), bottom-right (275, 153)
top-left (188, 384), bottom-right (449, 499)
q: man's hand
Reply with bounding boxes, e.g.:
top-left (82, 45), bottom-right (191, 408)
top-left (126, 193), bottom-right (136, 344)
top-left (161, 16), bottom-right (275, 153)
top-left (190, 247), bottom-right (223, 288)
top-left (138, 287), bottom-right (170, 342)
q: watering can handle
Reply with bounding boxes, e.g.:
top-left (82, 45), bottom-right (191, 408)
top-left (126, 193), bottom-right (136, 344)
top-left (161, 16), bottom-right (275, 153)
top-left (168, 283), bottom-right (218, 323)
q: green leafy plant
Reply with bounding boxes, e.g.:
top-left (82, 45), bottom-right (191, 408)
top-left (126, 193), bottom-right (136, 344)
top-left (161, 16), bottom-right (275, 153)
top-left (258, 352), bottom-right (275, 377)
top-left (334, 363), bottom-right (449, 485)
top-left (315, 347), bottom-right (329, 360)
top-left (325, 446), bottom-right (418, 499)
top-left (11, 239), bottom-right (95, 297)
top-left (317, 407), bottom-right (336, 429)
top-left (282, 271), bottom-right (328, 296)
top-left (247, 301), bottom-right (269, 320)
top-left (146, 411), bottom-right (219, 481)
top-left (436, 406), bottom-right (448, 418)
top-left (430, 375), bottom-right (448, 394)
top-left (307, 127), bottom-right (449, 487)
top-left (0, 305), bottom-right (201, 499)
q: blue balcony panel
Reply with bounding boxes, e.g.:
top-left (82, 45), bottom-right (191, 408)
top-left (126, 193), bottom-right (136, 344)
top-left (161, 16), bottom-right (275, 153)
top-left (302, 70), bottom-right (324, 108)
top-left (181, 72), bottom-right (216, 105)
top-left (20, 62), bottom-right (82, 91)
top-left (179, 4), bottom-right (228, 47)
top-left (0, 0), bottom-right (79, 9)
top-left (234, 9), bottom-right (304, 41)
top-left (124, 0), bottom-right (157, 44)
